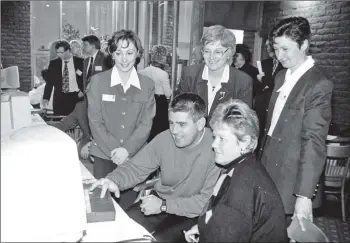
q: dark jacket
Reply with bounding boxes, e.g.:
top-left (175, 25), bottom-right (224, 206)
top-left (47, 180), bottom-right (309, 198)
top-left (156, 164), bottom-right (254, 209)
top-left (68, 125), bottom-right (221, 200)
top-left (258, 66), bottom-right (333, 214)
top-left (43, 56), bottom-right (84, 115)
top-left (239, 63), bottom-right (262, 98)
top-left (176, 64), bottom-right (252, 123)
top-left (259, 58), bottom-right (284, 92)
top-left (83, 50), bottom-right (112, 89)
top-left (198, 153), bottom-right (287, 242)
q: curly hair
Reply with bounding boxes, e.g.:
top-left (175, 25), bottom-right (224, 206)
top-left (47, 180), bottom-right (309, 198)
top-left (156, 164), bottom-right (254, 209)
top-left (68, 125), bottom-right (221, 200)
top-left (107, 29), bottom-right (144, 58)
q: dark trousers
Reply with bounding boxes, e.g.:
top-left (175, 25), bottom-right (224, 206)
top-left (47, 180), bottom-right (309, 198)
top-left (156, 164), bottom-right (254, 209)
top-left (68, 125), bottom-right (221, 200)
top-left (147, 94), bottom-right (169, 142)
top-left (53, 91), bottom-right (79, 116)
top-left (93, 156), bottom-right (138, 210)
top-left (126, 200), bottom-right (197, 242)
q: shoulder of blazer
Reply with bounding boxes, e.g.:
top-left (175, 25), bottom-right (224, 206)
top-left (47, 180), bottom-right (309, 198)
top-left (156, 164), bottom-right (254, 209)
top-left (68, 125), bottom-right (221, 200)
top-left (138, 73), bottom-right (155, 91)
top-left (73, 56), bottom-right (84, 64)
top-left (183, 63), bottom-right (205, 77)
top-left (90, 69), bottom-right (112, 87)
top-left (229, 66), bottom-right (252, 84)
top-left (301, 66), bottom-right (333, 91)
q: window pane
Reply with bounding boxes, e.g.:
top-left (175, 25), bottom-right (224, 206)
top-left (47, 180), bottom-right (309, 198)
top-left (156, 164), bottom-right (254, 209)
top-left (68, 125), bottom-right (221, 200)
top-left (90, 1), bottom-right (113, 40)
top-left (62, 1), bottom-right (86, 57)
top-left (32, 1), bottom-right (60, 78)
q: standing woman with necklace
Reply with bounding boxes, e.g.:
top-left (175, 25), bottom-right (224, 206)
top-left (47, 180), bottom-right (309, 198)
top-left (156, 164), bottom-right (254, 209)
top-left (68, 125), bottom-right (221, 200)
top-left (87, 30), bottom-right (156, 180)
top-left (176, 25), bottom-right (253, 125)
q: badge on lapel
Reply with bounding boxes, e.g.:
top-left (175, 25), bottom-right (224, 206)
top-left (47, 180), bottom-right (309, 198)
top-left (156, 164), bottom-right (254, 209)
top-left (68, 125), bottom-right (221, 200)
top-left (218, 91), bottom-right (225, 100)
top-left (95, 66), bottom-right (102, 71)
top-left (76, 69), bottom-right (82, 76)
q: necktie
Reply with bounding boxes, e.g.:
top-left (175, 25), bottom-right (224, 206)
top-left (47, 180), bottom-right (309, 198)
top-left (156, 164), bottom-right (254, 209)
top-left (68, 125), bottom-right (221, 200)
top-left (272, 59), bottom-right (279, 76)
top-left (62, 61), bottom-right (69, 93)
top-left (86, 57), bottom-right (94, 83)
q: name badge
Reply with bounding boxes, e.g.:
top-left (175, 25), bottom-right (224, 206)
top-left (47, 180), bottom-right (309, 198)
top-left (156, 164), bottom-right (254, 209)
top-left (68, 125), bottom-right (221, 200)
top-left (102, 94), bottom-right (116, 102)
top-left (95, 66), bottom-right (102, 71)
top-left (76, 69), bottom-right (82, 76)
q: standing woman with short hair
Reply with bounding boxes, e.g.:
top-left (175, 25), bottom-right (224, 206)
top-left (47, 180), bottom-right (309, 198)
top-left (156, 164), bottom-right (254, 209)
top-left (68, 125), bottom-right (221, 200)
top-left (258, 17), bottom-right (333, 230)
top-left (87, 30), bottom-right (156, 179)
top-left (176, 25), bottom-right (253, 124)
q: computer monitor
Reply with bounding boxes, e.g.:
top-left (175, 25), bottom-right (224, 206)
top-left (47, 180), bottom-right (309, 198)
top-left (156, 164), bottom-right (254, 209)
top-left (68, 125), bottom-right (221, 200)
top-left (1, 125), bottom-right (87, 242)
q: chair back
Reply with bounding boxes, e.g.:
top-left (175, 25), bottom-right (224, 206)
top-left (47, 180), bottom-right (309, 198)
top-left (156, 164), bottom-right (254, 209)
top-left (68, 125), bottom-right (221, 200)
top-left (324, 143), bottom-right (350, 187)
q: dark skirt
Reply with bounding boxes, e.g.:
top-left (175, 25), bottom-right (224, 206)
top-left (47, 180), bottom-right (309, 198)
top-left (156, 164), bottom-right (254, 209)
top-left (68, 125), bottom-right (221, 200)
top-left (148, 94), bottom-right (169, 142)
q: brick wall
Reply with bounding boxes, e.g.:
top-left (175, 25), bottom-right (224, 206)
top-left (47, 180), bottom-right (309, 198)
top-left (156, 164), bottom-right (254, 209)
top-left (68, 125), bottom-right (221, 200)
top-left (1, 1), bottom-right (32, 92)
top-left (261, 1), bottom-right (350, 136)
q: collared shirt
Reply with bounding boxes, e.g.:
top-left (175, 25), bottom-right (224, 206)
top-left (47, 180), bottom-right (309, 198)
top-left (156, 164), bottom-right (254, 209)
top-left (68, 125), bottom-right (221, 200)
top-left (202, 64), bottom-right (230, 114)
top-left (87, 50), bottom-right (98, 73)
top-left (61, 57), bottom-right (80, 92)
top-left (268, 56), bottom-right (315, 136)
top-left (110, 66), bottom-right (141, 93)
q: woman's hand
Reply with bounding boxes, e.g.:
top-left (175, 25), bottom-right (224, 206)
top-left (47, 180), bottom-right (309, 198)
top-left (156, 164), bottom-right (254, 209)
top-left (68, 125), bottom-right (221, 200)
top-left (184, 224), bottom-right (199, 242)
top-left (80, 142), bottom-right (91, 160)
top-left (111, 147), bottom-right (129, 165)
top-left (291, 196), bottom-right (313, 231)
top-left (89, 178), bottom-right (120, 198)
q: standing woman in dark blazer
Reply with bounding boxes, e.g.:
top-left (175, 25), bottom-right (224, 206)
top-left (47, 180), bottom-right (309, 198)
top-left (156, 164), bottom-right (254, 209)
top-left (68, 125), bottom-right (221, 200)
top-left (176, 25), bottom-right (252, 124)
top-left (87, 30), bottom-right (156, 179)
top-left (185, 99), bottom-right (287, 242)
top-left (258, 17), bottom-right (333, 230)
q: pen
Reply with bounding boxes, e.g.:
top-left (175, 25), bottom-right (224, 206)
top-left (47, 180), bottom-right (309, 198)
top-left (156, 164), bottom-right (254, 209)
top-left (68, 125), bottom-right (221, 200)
top-left (183, 230), bottom-right (198, 242)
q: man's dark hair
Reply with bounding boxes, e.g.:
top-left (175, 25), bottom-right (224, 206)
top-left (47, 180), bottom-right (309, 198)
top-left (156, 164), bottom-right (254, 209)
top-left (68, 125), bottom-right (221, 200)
top-left (55, 40), bottom-right (71, 51)
top-left (82, 35), bottom-right (101, 50)
top-left (169, 93), bottom-right (207, 122)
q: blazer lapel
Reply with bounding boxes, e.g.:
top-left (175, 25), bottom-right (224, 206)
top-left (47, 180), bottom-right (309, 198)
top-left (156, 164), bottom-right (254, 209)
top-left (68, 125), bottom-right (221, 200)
top-left (265, 70), bottom-right (286, 130)
top-left (208, 82), bottom-right (232, 116)
top-left (195, 76), bottom-right (209, 110)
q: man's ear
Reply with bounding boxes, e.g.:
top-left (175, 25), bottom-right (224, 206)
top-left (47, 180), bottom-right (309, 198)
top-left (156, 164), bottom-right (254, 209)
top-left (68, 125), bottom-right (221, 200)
top-left (196, 117), bottom-right (206, 131)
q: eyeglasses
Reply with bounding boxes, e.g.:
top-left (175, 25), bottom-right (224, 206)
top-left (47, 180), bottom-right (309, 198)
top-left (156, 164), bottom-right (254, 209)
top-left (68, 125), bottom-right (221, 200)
top-left (202, 48), bottom-right (229, 59)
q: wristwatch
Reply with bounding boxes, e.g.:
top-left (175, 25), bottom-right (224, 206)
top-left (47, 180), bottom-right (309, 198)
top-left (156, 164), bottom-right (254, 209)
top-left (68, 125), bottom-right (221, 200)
top-left (160, 199), bottom-right (167, 212)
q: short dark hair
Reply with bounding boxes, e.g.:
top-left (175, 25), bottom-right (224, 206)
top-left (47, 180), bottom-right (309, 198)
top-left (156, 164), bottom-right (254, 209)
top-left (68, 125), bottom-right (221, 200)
top-left (55, 40), bottom-right (71, 51)
top-left (82, 35), bottom-right (101, 50)
top-left (169, 93), bottom-right (207, 122)
top-left (108, 29), bottom-right (144, 58)
top-left (269, 16), bottom-right (311, 48)
top-left (235, 44), bottom-right (252, 63)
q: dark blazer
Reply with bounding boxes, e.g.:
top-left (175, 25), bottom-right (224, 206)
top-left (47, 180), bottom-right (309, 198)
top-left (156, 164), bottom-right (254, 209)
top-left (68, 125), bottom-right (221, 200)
top-left (176, 64), bottom-right (253, 122)
top-left (239, 63), bottom-right (263, 98)
top-left (87, 69), bottom-right (156, 160)
top-left (258, 66), bottom-right (333, 214)
top-left (43, 56), bottom-right (84, 115)
top-left (260, 58), bottom-right (284, 92)
top-left (83, 50), bottom-right (112, 90)
top-left (198, 153), bottom-right (287, 242)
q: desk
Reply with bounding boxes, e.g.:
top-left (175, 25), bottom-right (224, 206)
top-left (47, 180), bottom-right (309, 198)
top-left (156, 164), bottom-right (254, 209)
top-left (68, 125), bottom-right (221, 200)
top-left (80, 162), bottom-right (153, 242)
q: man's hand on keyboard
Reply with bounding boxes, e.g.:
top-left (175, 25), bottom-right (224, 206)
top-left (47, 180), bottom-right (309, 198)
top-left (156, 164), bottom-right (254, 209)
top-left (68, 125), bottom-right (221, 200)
top-left (89, 178), bottom-right (120, 199)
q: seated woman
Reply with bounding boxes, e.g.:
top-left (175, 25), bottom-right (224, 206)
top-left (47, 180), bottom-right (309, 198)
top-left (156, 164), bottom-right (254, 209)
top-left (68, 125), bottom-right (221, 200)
top-left (185, 99), bottom-right (287, 242)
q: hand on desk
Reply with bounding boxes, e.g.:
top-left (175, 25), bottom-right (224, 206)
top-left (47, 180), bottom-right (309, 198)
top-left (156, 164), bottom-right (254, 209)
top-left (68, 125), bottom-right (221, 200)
top-left (90, 178), bottom-right (120, 198)
top-left (140, 195), bottom-right (162, 216)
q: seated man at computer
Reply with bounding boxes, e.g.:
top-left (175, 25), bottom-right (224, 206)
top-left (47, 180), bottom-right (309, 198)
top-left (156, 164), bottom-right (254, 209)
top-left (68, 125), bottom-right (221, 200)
top-left (90, 93), bottom-right (221, 242)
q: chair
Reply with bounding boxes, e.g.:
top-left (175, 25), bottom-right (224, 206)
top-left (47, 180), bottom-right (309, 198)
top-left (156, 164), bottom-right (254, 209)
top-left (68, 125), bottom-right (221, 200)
top-left (323, 143), bottom-right (350, 222)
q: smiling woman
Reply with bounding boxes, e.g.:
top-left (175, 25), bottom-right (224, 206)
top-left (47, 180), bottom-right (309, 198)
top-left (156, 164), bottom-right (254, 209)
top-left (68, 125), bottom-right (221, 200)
top-left (176, 25), bottom-right (253, 125)
top-left (86, 30), bottom-right (156, 187)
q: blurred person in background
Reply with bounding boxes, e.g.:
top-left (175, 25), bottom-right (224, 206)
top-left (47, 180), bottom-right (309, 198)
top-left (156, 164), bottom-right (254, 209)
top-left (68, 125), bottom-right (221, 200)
top-left (139, 45), bottom-right (172, 142)
top-left (233, 44), bottom-right (263, 99)
top-left (70, 40), bottom-right (83, 58)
